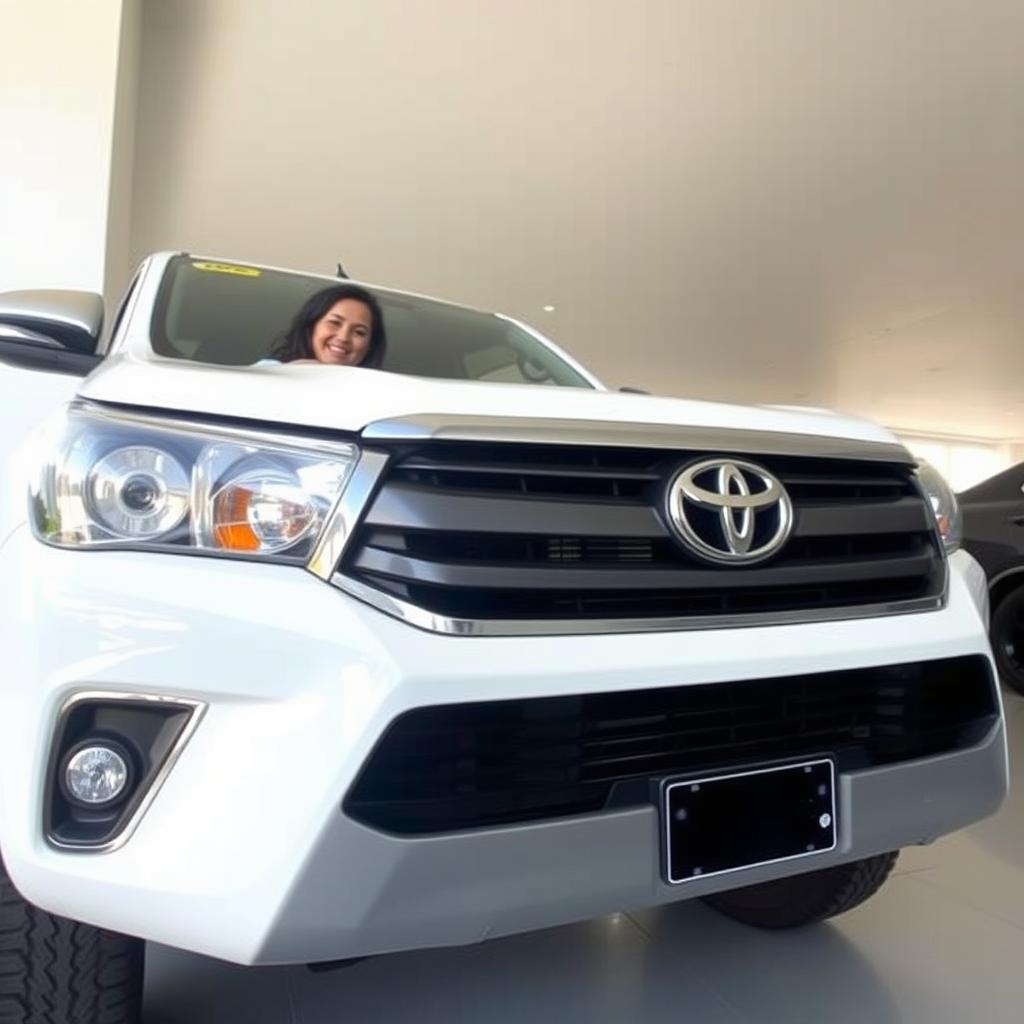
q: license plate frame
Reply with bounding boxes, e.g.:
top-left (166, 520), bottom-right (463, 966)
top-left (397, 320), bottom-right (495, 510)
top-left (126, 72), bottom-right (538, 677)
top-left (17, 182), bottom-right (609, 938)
top-left (661, 758), bottom-right (837, 886)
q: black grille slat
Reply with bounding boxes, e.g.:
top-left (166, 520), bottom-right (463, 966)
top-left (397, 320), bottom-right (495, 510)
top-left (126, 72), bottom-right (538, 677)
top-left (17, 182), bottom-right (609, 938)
top-left (778, 473), bottom-right (909, 487)
top-left (363, 482), bottom-right (666, 536)
top-left (392, 453), bottom-right (660, 501)
top-left (345, 656), bottom-right (997, 833)
top-left (364, 485), bottom-right (928, 540)
top-left (777, 474), bottom-right (909, 501)
top-left (795, 498), bottom-right (931, 535)
top-left (352, 547), bottom-right (936, 591)
top-left (396, 458), bottom-right (662, 482)
top-left (363, 529), bottom-right (933, 566)
top-left (397, 456), bottom-right (658, 475)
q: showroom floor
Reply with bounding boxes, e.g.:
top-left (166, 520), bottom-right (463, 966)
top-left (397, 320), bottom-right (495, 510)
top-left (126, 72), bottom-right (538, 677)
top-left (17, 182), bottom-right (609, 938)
top-left (144, 689), bottom-right (1024, 1024)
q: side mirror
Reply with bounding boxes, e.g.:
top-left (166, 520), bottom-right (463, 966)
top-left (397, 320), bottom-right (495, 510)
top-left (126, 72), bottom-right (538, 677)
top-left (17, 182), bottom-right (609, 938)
top-left (0, 290), bottom-right (104, 376)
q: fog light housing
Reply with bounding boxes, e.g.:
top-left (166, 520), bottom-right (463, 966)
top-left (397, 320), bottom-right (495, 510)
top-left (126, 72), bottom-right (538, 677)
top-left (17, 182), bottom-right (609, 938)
top-left (63, 743), bottom-right (131, 807)
top-left (46, 693), bottom-right (204, 850)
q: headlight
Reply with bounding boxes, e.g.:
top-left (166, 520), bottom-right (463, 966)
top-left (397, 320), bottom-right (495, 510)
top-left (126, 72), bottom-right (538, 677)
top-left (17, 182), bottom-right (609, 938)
top-left (30, 403), bottom-right (359, 563)
top-left (915, 461), bottom-right (962, 554)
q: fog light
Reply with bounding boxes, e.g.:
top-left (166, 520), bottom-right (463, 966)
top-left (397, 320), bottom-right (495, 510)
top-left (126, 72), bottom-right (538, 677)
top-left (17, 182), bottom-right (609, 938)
top-left (64, 744), bottom-right (130, 806)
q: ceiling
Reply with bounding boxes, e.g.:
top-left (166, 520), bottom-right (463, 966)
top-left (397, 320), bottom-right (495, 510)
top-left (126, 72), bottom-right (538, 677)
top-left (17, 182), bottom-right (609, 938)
top-left (131, 0), bottom-right (1024, 441)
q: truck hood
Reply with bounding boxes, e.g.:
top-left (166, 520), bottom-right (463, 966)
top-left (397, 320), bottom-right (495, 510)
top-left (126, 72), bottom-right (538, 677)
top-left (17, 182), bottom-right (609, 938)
top-left (79, 354), bottom-right (902, 448)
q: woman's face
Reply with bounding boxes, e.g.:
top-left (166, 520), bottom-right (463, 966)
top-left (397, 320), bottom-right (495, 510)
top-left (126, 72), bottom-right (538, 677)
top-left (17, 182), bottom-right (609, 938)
top-left (309, 299), bottom-right (374, 365)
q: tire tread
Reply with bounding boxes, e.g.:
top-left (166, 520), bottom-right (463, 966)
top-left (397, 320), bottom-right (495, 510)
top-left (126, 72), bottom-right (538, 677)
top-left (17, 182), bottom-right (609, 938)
top-left (703, 851), bottom-right (899, 929)
top-left (0, 857), bottom-right (143, 1024)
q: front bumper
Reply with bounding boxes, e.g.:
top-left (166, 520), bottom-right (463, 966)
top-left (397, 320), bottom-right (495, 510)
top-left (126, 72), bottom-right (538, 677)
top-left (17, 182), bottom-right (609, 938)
top-left (0, 533), bottom-right (1007, 964)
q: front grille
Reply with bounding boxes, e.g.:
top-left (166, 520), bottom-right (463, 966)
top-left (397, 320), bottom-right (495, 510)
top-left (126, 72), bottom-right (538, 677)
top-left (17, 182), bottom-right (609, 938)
top-left (345, 656), bottom-right (997, 834)
top-left (339, 441), bottom-right (944, 623)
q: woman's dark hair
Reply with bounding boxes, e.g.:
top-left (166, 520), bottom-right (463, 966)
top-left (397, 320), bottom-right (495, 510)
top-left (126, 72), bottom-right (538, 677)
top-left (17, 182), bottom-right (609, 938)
top-left (270, 284), bottom-right (387, 366)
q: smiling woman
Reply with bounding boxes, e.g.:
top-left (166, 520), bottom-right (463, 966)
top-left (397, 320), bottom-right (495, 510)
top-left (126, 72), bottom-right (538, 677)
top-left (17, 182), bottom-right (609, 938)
top-left (268, 284), bottom-right (387, 367)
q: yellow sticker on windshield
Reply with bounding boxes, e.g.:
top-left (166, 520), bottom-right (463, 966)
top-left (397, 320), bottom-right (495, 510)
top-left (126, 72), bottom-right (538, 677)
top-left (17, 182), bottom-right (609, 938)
top-left (191, 261), bottom-right (261, 277)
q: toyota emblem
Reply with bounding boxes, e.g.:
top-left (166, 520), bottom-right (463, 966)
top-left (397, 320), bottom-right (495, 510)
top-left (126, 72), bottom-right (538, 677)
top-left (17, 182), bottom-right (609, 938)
top-left (665, 458), bottom-right (794, 565)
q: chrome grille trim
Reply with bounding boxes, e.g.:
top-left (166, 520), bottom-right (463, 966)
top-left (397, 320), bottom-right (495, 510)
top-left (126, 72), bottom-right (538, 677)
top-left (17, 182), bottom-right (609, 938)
top-left (329, 569), bottom-right (948, 637)
top-left (307, 448), bottom-right (391, 581)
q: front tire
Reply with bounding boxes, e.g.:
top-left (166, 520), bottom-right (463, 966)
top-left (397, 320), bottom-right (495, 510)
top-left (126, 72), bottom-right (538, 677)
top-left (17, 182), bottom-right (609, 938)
top-left (991, 586), bottom-right (1024, 696)
top-left (702, 851), bottom-right (899, 929)
top-left (0, 855), bottom-right (144, 1024)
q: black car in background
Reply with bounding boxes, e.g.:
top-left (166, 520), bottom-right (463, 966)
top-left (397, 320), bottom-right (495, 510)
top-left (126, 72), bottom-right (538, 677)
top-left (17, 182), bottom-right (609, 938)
top-left (961, 462), bottom-right (1024, 695)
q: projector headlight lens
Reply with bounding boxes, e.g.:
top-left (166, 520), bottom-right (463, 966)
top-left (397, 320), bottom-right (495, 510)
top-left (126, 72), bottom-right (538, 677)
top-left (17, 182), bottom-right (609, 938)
top-left (30, 404), bottom-right (359, 562)
top-left (87, 445), bottom-right (190, 538)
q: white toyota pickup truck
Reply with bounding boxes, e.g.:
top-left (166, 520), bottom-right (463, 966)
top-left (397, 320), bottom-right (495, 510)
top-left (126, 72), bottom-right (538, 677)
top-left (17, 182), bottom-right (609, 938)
top-left (0, 253), bottom-right (1007, 1024)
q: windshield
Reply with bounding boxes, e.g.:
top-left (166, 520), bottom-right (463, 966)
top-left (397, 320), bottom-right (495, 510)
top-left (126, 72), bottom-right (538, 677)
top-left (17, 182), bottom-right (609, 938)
top-left (149, 256), bottom-right (594, 389)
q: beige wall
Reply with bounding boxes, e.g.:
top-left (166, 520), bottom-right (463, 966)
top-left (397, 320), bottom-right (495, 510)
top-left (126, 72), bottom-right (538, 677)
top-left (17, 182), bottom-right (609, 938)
top-left (0, 0), bottom-right (137, 312)
top-left (104, 0), bottom-right (143, 309)
top-left (128, 0), bottom-right (1024, 442)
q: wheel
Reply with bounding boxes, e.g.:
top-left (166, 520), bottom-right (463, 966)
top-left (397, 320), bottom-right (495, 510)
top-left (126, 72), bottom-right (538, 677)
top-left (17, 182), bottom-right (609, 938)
top-left (702, 851), bottom-right (899, 929)
top-left (0, 855), bottom-right (144, 1024)
top-left (991, 586), bottom-right (1024, 696)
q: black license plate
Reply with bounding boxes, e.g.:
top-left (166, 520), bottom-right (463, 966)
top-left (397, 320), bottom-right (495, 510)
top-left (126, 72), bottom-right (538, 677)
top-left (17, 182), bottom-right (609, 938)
top-left (662, 759), bottom-right (836, 885)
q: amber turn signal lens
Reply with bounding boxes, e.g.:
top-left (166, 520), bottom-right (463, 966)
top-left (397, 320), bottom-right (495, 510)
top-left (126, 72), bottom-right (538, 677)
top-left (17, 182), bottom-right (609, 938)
top-left (211, 476), bottom-right (318, 552)
top-left (213, 486), bottom-right (261, 550)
